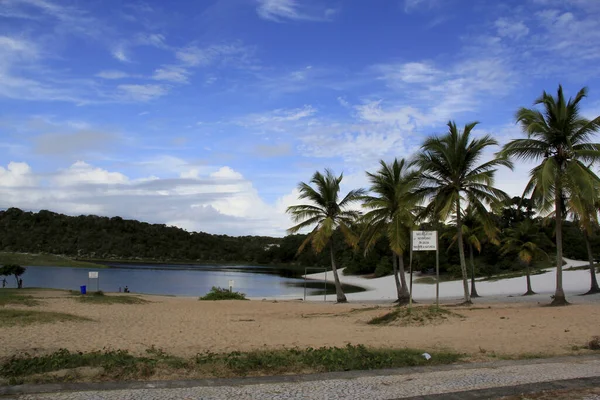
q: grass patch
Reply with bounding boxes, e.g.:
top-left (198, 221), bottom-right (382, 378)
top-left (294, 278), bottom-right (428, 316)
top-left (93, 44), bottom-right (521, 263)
top-left (0, 309), bottom-right (91, 327)
top-left (0, 252), bottom-right (106, 268)
top-left (75, 293), bottom-right (148, 305)
top-left (367, 306), bottom-right (462, 326)
top-left (0, 345), bottom-right (462, 385)
top-left (0, 289), bottom-right (41, 307)
top-left (199, 286), bottom-right (247, 301)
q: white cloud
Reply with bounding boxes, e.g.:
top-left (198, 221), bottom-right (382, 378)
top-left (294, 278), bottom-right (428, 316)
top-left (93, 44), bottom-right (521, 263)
top-left (0, 162), bottom-right (37, 187)
top-left (373, 62), bottom-right (440, 84)
top-left (404, 0), bottom-right (440, 13)
top-left (117, 84), bottom-right (169, 101)
top-left (256, 0), bottom-right (336, 22)
top-left (96, 70), bottom-right (129, 79)
top-left (175, 43), bottom-right (253, 68)
top-left (52, 161), bottom-right (129, 187)
top-left (495, 18), bottom-right (529, 39)
top-left (152, 65), bottom-right (189, 83)
top-left (0, 161), bottom-right (295, 236)
top-left (111, 46), bottom-right (129, 62)
top-left (0, 36), bottom-right (38, 58)
top-left (239, 105), bottom-right (317, 129)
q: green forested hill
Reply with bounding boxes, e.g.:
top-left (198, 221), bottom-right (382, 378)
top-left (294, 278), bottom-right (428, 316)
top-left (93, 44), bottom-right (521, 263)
top-left (0, 208), bottom-right (280, 263)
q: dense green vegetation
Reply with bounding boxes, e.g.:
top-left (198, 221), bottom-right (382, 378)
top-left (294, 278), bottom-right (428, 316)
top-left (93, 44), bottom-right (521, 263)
top-left (0, 345), bottom-right (462, 385)
top-left (199, 286), bottom-right (248, 300)
top-left (0, 208), bottom-right (280, 264)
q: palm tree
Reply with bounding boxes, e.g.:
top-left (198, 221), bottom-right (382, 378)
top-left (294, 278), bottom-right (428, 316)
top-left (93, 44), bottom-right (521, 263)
top-left (413, 121), bottom-right (513, 304)
top-left (447, 204), bottom-right (500, 298)
top-left (287, 169), bottom-right (365, 303)
top-left (501, 85), bottom-right (600, 305)
top-left (361, 159), bottom-right (420, 304)
top-left (567, 183), bottom-right (600, 294)
top-left (500, 220), bottom-right (549, 296)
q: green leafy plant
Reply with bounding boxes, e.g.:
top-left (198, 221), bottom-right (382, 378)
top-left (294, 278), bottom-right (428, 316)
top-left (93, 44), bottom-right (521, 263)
top-left (199, 286), bottom-right (247, 301)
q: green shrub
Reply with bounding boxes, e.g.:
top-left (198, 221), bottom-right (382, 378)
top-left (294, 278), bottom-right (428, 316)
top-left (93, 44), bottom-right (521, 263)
top-left (374, 258), bottom-right (393, 277)
top-left (199, 286), bottom-right (247, 301)
top-left (1, 345), bottom-right (461, 383)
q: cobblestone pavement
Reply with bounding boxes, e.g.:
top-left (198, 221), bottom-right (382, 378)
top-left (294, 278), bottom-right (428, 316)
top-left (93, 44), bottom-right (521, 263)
top-left (10, 357), bottom-right (600, 400)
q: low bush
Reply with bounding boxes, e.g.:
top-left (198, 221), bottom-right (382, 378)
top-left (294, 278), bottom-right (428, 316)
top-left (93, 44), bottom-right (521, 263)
top-left (588, 336), bottom-right (600, 350)
top-left (199, 286), bottom-right (247, 301)
top-left (368, 306), bottom-right (461, 326)
top-left (0, 345), bottom-right (462, 384)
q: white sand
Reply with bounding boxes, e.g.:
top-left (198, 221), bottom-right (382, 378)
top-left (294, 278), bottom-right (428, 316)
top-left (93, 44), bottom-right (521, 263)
top-left (298, 258), bottom-right (597, 302)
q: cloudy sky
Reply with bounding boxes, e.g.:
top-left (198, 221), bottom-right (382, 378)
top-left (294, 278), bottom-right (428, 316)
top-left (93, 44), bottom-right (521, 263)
top-left (1, 0), bottom-right (600, 236)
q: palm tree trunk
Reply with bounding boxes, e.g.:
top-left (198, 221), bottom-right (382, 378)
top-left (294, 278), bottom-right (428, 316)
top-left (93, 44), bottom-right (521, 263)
top-left (397, 254), bottom-right (410, 304)
top-left (469, 244), bottom-right (480, 298)
top-left (392, 253), bottom-right (402, 301)
top-left (456, 199), bottom-right (472, 304)
top-left (329, 241), bottom-right (347, 303)
top-left (524, 262), bottom-right (535, 296)
top-left (551, 180), bottom-right (567, 306)
top-left (583, 231), bottom-right (600, 295)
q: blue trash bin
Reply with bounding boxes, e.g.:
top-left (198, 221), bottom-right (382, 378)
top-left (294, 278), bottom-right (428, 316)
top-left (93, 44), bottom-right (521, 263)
top-left (80, 285), bottom-right (87, 295)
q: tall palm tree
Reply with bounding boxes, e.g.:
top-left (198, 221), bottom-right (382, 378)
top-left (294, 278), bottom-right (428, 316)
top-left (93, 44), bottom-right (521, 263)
top-left (361, 159), bottom-right (420, 304)
top-left (413, 121), bottom-right (513, 304)
top-left (500, 220), bottom-right (550, 296)
top-left (567, 183), bottom-right (600, 294)
top-left (447, 204), bottom-right (500, 298)
top-left (287, 169), bottom-right (365, 303)
top-left (501, 85), bottom-right (600, 305)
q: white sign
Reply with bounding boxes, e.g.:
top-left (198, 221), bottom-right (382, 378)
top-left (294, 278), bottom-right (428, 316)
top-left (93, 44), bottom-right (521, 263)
top-left (228, 280), bottom-right (234, 288)
top-left (88, 271), bottom-right (99, 279)
top-left (412, 231), bottom-right (438, 251)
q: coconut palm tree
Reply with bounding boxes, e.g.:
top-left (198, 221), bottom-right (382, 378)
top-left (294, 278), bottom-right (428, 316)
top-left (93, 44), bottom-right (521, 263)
top-left (413, 121), bottom-right (513, 304)
top-left (361, 158), bottom-right (420, 304)
top-left (501, 85), bottom-right (600, 305)
top-left (447, 204), bottom-right (500, 298)
top-left (566, 183), bottom-right (600, 295)
top-left (500, 220), bottom-right (550, 296)
top-left (287, 169), bottom-right (365, 303)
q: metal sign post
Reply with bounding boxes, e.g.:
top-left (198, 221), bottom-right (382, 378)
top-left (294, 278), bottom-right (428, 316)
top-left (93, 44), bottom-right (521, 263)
top-left (88, 271), bottom-right (99, 292)
top-left (411, 231), bottom-right (440, 308)
top-left (303, 267), bottom-right (327, 301)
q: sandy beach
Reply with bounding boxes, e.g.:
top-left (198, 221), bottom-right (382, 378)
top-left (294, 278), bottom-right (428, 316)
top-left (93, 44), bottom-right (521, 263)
top-left (1, 289), bottom-right (599, 360)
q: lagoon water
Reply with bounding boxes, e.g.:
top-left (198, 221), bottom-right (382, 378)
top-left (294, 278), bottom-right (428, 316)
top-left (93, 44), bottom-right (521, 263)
top-left (9, 264), bottom-right (353, 298)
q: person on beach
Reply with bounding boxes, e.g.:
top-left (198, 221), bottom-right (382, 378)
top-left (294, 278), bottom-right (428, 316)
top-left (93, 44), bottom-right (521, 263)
top-left (2, 278), bottom-right (6, 288)
top-left (124, 286), bottom-right (129, 293)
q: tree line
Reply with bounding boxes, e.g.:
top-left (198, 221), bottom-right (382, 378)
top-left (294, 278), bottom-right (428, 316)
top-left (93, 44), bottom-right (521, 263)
top-left (286, 85), bottom-right (600, 305)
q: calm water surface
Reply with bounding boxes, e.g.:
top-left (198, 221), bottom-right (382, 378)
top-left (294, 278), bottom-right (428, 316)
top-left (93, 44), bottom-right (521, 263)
top-left (10, 264), bottom-right (363, 297)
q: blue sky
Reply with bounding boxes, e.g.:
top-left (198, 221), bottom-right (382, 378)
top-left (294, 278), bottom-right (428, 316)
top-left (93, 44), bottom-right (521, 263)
top-left (1, 0), bottom-right (600, 236)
